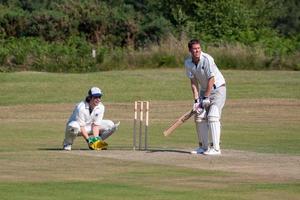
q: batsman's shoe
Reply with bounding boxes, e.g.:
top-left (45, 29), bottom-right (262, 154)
top-left (191, 147), bottom-right (207, 154)
top-left (63, 144), bottom-right (72, 151)
top-left (203, 148), bottom-right (221, 156)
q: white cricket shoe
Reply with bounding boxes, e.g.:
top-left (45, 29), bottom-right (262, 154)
top-left (203, 148), bottom-right (221, 155)
top-left (63, 144), bottom-right (72, 151)
top-left (191, 147), bottom-right (207, 154)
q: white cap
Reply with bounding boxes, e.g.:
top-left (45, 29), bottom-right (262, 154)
top-left (89, 87), bottom-right (102, 97)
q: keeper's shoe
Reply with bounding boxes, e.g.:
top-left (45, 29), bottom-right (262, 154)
top-left (203, 148), bottom-right (221, 156)
top-left (63, 144), bottom-right (72, 151)
top-left (191, 147), bottom-right (207, 154)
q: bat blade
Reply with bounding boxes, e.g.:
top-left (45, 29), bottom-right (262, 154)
top-left (163, 109), bottom-right (195, 136)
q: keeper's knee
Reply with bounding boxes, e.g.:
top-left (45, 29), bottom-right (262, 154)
top-left (95, 120), bottom-right (114, 130)
top-left (67, 121), bottom-right (80, 135)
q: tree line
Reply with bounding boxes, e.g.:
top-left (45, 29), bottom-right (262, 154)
top-left (0, 0), bottom-right (299, 72)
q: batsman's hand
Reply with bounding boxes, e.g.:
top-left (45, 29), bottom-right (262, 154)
top-left (201, 97), bottom-right (210, 108)
top-left (193, 99), bottom-right (203, 114)
top-left (193, 102), bottom-right (199, 111)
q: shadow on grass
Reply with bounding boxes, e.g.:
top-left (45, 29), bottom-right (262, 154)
top-left (38, 147), bottom-right (191, 154)
top-left (38, 147), bottom-right (89, 151)
top-left (146, 149), bottom-right (191, 154)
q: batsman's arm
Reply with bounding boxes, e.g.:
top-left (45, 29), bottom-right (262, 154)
top-left (190, 78), bottom-right (199, 101)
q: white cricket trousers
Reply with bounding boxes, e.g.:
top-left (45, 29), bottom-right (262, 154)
top-left (64, 120), bottom-right (115, 145)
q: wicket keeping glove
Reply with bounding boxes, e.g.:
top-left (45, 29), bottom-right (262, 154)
top-left (94, 136), bottom-right (108, 150)
top-left (95, 140), bottom-right (108, 150)
top-left (86, 136), bottom-right (108, 150)
top-left (87, 136), bottom-right (98, 150)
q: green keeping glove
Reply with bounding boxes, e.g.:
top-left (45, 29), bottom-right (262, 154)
top-left (89, 136), bottom-right (101, 143)
top-left (86, 137), bottom-right (93, 144)
top-left (86, 136), bottom-right (108, 150)
top-left (95, 136), bottom-right (102, 141)
top-left (86, 136), bottom-right (96, 150)
top-left (95, 136), bottom-right (108, 150)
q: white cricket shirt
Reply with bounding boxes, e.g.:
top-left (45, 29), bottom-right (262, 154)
top-left (67, 101), bottom-right (105, 127)
top-left (185, 52), bottom-right (225, 92)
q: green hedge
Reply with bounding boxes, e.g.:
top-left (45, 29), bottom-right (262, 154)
top-left (0, 36), bottom-right (299, 72)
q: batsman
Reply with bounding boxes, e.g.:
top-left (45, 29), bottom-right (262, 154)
top-left (185, 39), bottom-right (226, 155)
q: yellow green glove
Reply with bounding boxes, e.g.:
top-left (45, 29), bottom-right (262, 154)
top-left (87, 136), bottom-right (108, 150)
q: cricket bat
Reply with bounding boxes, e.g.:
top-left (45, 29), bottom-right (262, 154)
top-left (163, 109), bottom-right (196, 136)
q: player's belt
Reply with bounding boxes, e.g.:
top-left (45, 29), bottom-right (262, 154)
top-left (213, 83), bottom-right (226, 90)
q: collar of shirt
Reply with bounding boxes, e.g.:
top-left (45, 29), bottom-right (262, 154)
top-left (190, 53), bottom-right (204, 68)
top-left (84, 101), bottom-right (94, 114)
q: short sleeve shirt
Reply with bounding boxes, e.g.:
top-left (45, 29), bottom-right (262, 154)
top-left (184, 52), bottom-right (225, 92)
top-left (68, 101), bottom-right (105, 127)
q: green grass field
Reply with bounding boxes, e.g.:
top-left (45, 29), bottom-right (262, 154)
top-left (0, 69), bottom-right (299, 200)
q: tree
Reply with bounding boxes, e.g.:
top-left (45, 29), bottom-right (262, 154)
top-left (273, 0), bottom-right (300, 37)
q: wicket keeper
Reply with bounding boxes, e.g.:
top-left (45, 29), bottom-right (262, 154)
top-left (63, 87), bottom-right (120, 151)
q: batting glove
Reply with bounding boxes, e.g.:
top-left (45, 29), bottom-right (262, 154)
top-left (201, 96), bottom-right (210, 108)
top-left (193, 99), bottom-right (203, 113)
top-left (193, 99), bottom-right (199, 111)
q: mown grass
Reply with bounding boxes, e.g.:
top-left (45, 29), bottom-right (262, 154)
top-left (1, 149), bottom-right (299, 200)
top-left (0, 69), bottom-right (299, 105)
top-left (0, 69), bottom-right (299, 200)
top-left (0, 69), bottom-right (299, 154)
top-left (1, 181), bottom-right (299, 200)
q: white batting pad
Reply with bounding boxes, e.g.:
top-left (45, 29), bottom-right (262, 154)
top-left (209, 121), bottom-right (220, 150)
top-left (208, 105), bottom-right (221, 150)
top-left (196, 121), bottom-right (209, 149)
top-left (194, 108), bottom-right (206, 120)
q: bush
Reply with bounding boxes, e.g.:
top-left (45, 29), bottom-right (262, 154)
top-left (208, 43), bottom-right (270, 70)
top-left (0, 35), bottom-right (299, 72)
top-left (0, 47), bottom-right (9, 65)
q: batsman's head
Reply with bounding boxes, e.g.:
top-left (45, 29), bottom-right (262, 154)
top-left (188, 39), bottom-right (201, 61)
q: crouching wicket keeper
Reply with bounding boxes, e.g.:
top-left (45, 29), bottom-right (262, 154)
top-left (62, 87), bottom-right (120, 151)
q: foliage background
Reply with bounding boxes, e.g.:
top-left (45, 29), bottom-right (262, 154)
top-left (0, 0), bottom-right (299, 72)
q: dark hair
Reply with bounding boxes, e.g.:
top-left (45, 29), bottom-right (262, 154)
top-left (85, 96), bottom-right (91, 103)
top-left (188, 39), bottom-right (200, 49)
top-left (87, 89), bottom-right (92, 96)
